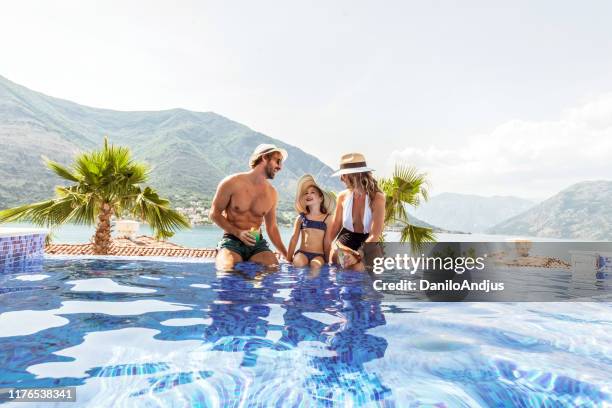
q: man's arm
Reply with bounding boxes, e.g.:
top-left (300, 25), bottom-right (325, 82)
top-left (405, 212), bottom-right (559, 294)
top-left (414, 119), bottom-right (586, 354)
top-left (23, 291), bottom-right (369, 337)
top-left (264, 190), bottom-right (288, 258)
top-left (286, 216), bottom-right (302, 262)
top-left (210, 176), bottom-right (255, 246)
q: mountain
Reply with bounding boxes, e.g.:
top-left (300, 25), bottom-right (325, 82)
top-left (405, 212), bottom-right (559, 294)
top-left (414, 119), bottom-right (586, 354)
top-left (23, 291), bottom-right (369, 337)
top-left (403, 213), bottom-right (445, 232)
top-left (0, 75), bottom-right (343, 209)
top-left (410, 192), bottom-right (535, 233)
top-left (487, 181), bottom-right (612, 240)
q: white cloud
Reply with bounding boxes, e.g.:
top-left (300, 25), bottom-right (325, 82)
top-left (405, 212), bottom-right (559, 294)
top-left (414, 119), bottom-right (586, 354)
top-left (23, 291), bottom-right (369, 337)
top-left (390, 94), bottom-right (612, 199)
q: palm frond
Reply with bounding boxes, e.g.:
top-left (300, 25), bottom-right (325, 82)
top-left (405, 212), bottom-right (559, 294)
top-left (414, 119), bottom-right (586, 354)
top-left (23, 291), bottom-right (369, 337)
top-left (378, 162), bottom-right (435, 247)
top-left (132, 187), bottom-right (190, 239)
top-left (381, 167), bottom-right (429, 223)
top-left (124, 162), bottom-right (149, 185)
top-left (43, 156), bottom-right (80, 182)
top-left (0, 196), bottom-right (79, 228)
top-left (400, 223), bottom-right (436, 252)
top-left (391, 164), bottom-right (429, 206)
top-left (74, 152), bottom-right (102, 186)
top-left (0, 202), bottom-right (49, 223)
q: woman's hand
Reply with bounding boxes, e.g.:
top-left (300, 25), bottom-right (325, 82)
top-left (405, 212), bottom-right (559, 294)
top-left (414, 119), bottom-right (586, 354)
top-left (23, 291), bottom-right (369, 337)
top-left (342, 251), bottom-right (359, 268)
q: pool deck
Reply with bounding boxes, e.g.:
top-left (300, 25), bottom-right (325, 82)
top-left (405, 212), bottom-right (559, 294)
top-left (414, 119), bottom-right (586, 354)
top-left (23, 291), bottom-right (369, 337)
top-left (46, 235), bottom-right (218, 258)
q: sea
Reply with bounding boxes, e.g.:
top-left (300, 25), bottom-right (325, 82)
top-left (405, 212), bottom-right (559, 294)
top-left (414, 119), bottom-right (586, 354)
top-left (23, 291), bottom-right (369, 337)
top-left (1, 222), bottom-right (568, 248)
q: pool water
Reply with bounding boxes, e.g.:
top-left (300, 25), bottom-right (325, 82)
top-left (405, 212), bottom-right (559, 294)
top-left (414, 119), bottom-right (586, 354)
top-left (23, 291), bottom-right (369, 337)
top-left (0, 258), bottom-right (610, 407)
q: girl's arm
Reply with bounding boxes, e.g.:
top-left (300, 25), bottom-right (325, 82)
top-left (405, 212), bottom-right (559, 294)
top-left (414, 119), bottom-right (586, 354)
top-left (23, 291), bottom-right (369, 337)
top-left (286, 216), bottom-right (302, 262)
top-left (365, 192), bottom-right (386, 243)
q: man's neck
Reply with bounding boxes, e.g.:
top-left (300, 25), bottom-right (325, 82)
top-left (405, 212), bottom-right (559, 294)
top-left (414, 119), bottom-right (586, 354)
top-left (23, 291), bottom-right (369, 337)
top-left (248, 167), bottom-right (269, 184)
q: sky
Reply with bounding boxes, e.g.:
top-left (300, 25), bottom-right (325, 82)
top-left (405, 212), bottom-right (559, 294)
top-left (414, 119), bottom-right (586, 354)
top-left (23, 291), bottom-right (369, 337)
top-left (2, 0), bottom-right (612, 200)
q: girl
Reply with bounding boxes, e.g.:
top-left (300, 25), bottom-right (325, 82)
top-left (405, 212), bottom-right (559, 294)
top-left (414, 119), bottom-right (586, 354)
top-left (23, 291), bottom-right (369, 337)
top-left (287, 174), bottom-right (336, 268)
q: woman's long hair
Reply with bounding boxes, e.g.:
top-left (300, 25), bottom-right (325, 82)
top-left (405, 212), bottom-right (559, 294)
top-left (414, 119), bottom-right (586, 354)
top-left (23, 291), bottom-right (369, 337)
top-left (342, 172), bottom-right (381, 209)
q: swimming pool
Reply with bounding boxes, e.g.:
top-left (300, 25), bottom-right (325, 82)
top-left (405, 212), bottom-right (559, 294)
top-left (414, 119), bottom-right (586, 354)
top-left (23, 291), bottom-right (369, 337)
top-left (1, 258), bottom-right (610, 407)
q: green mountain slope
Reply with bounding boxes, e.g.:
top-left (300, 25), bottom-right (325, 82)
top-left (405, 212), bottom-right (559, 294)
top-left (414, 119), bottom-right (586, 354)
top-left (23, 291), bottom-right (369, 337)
top-left (487, 181), bottom-right (612, 240)
top-left (0, 75), bottom-right (343, 209)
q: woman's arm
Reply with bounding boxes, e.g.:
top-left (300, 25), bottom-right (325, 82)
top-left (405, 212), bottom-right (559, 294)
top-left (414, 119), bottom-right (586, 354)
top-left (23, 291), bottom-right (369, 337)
top-left (323, 215), bottom-right (334, 262)
top-left (286, 216), bottom-right (302, 262)
top-left (365, 192), bottom-right (386, 243)
top-left (328, 191), bottom-right (345, 243)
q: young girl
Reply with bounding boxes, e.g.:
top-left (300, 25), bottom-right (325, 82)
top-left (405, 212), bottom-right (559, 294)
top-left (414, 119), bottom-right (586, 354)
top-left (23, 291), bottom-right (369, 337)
top-left (287, 174), bottom-right (336, 268)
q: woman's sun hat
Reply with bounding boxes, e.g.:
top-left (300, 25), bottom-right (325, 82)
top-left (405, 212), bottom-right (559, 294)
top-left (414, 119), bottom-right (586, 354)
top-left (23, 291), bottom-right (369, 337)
top-left (249, 143), bottom-right (288, 168)
top-left (331, 152), bottom-right (374, 176)
top-left (295, 174), bottom-right (336, 214)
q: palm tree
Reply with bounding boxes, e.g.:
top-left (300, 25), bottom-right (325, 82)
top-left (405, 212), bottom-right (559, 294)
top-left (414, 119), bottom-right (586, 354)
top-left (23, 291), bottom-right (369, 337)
top-left (379, 164), bottom-right (436, 250)
top-left (0, 138), bottom-right (190, 254)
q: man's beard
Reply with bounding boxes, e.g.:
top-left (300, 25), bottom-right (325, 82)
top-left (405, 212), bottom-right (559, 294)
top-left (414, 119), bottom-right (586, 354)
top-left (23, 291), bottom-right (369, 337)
top-left (265, 164), bottom-right (276, 179)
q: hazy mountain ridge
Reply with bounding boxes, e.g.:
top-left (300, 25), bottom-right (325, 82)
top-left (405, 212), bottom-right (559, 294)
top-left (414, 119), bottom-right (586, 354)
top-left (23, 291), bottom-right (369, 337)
top-left (487, 181), bottom-right (612, 240)
top-left (0, 75), bottom-right (343, 209)
top-left (410, 192), bottom-right (535, 233)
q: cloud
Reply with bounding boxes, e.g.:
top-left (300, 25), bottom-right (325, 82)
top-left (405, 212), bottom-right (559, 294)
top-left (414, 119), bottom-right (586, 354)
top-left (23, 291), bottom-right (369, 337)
top-left (389, 94), bottom-right (612, 199)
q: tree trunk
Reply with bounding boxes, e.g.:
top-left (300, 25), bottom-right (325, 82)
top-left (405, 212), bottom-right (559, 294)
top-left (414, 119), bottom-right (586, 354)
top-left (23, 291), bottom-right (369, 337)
top-left (93, 202), bottom-right (113, 255)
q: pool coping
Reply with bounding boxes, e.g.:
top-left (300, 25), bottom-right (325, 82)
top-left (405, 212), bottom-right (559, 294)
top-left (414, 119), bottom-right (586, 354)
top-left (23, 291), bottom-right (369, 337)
top-left (45, 254), bottom-right (217, 263)
top-left (0, 227), bottom-right (48, 238)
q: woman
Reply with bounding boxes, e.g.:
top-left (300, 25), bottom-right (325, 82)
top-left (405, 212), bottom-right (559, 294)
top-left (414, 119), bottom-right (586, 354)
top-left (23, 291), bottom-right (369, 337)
top-left (329, 153), bottom-right (385, 271)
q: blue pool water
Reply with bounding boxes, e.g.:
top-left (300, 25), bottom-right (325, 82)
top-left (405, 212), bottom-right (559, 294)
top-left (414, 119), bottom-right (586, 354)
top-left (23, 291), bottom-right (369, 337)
top-left (0, 258), bottom-right (611, 407)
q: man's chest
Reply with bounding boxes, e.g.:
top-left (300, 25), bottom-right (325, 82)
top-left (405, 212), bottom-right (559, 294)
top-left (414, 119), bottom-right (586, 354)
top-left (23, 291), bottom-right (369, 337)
top-left (230, 188), bottom-right (272, 216)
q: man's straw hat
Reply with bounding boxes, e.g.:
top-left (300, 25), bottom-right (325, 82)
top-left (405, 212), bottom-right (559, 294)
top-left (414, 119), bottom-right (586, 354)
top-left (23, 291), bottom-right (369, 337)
top-left (295, 174), bottom-right (336, 214)
top-left (249, 143), bottom-right (288, 168)
top-left (331, 152), bottom-right (374, 176)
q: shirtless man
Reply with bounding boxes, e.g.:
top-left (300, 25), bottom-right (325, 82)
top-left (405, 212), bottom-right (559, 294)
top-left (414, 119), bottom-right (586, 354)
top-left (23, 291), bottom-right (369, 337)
top-left (210, 144), bottom-right (289, 270)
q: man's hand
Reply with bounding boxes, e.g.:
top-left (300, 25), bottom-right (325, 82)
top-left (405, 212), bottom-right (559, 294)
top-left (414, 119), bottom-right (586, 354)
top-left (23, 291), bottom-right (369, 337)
top-left (236, 230), bottom-right (256, 246)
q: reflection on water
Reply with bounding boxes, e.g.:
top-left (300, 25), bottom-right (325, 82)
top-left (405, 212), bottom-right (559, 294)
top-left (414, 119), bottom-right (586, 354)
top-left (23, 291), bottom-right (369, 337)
top-left (0, 259), bottom-right (610, 407)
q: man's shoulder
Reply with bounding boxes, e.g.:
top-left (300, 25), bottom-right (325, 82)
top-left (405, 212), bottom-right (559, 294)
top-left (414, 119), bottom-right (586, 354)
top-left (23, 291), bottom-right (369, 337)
top-left (260, 181), bottom-right (278, 200)
top-left (219, 173), bottom-right (276, 194)
top-left (220, 172), bottom-right (249, 186)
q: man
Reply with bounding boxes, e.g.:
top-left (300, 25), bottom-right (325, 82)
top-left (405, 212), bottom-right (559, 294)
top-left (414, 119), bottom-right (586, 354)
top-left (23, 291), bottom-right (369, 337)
top-left (210, 144), bottom-right (289, 270)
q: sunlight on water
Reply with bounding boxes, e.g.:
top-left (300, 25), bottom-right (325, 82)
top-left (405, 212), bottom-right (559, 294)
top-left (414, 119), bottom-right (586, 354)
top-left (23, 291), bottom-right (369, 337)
top-left (67, 278), bottom-right (157, 293)
top-left (13, 274), bottom-right (50, 281)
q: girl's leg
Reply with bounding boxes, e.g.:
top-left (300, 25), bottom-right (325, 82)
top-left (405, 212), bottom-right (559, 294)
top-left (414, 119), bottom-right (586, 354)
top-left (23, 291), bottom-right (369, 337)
top-left (309, 256), bottom-right (325, 269)
top-left (292, 252), bottom-right (309, 267)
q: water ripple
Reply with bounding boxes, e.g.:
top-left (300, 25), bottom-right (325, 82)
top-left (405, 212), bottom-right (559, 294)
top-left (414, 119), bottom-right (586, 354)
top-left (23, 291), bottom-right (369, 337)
top-left (0, 258), bottom-right (609, 407)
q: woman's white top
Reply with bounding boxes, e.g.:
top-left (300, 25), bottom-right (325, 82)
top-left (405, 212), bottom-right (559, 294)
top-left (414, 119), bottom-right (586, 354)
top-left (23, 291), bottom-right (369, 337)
top-left (342, 191), bottom-right (372, 233)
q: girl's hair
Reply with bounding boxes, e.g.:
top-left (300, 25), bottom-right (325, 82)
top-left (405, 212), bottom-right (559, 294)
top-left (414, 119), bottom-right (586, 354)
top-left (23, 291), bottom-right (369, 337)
top-left (304, 185), bottom-right (327, 214)
top-left (341, 172), bottom-right (381, 209)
